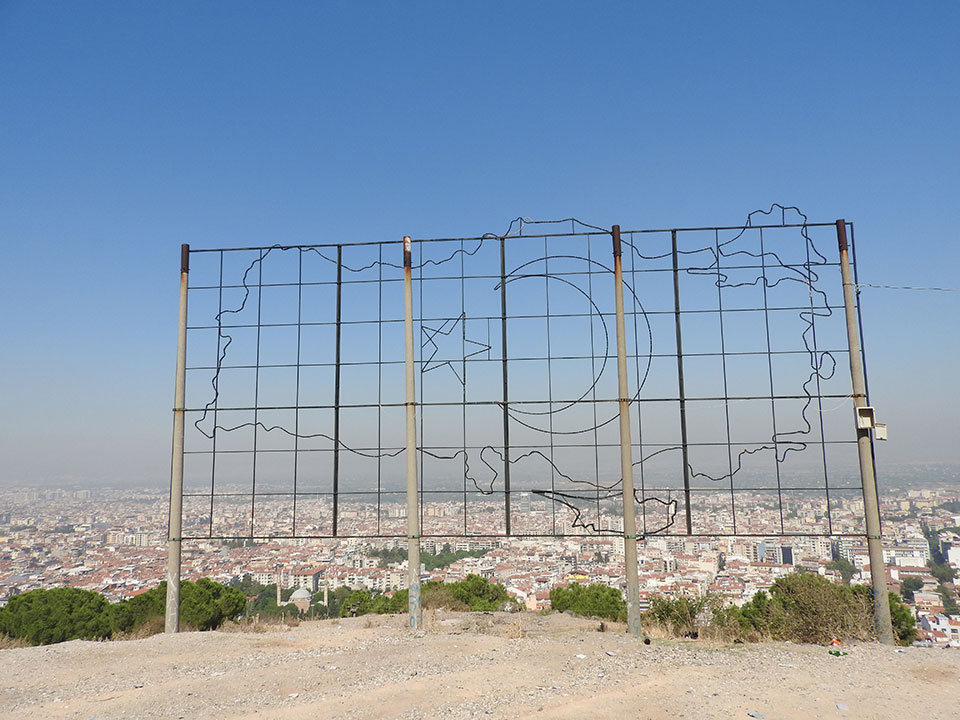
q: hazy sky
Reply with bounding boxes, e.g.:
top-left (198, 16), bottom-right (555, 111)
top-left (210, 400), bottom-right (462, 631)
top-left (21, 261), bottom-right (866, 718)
top-left (1, 2), bottom-right (958, 488)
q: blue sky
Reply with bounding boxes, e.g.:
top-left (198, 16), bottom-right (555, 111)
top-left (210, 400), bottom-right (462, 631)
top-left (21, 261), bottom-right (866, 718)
top-left (1, 2), bottom-right (957, 487)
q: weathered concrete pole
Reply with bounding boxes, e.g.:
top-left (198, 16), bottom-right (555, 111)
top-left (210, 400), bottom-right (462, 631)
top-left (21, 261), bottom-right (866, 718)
top-left (612, 226), bottom-right (642, 637)
top-left (165, 244), bottom-right (189, 633)
top-left (403, 236), bottom-right (423, 629)
top-left (836, 219), bottom-right (894, 645)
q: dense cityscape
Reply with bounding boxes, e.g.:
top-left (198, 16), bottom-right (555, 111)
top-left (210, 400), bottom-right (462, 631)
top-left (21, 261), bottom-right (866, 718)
top-left (3, 475), bottom-right (958, 646)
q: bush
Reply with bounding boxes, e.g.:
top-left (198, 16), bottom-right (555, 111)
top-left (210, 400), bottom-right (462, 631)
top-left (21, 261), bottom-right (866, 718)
top-left (180, 578), bottom-right (247, 630)
top-left (336, 576), bottom-right (518, 617)
top-left (421, 582), bottom-right (469, 611)
top-left (0, 579), bottom-right (248, 646)
top-left (0, 588), bottom-right (112, 645)
top-left (899, 577), bottom-right (923, 603)
top-left (112, 579), bottom-right (246, 632)
top-left (549, 583), bottom-right (626, 622)
top-left (888, 592), bottom-right (917, 646)
top-left (642, 574), bottom-right (917, 646)
top-left (765, 573), bottom-right (873, 644)
top-left (110, 585), bottom-right (165, 634)
top-left (339, 589), bottom-right (375, 617)
top-left (447, 574), bottom-right (515, 611)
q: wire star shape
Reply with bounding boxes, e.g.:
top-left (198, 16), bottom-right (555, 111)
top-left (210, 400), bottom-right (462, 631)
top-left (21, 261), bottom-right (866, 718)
top-left (420, 313), bottom-right (491, 386)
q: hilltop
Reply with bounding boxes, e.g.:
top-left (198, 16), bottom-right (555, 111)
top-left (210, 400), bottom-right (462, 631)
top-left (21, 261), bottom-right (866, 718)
top-left (0, 612), bottom-right (957, 720)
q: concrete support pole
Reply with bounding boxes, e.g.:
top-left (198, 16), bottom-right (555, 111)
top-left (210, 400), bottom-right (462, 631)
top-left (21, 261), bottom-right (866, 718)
top-left (403, 236), bottom-right (423, 630)
top-left (165, 244), bottom-right (189, 633)
top-left (612, 226), bottom-right (642, 638)
top-left (836, 220), bottom-right (894, 645)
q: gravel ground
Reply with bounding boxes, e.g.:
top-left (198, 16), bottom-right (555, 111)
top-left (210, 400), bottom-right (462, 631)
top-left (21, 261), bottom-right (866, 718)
top-left (1, 612), bottom-right (957, 720)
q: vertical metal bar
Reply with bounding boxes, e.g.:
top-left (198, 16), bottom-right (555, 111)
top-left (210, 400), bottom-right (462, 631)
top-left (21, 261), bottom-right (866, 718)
top-left (208, 250), bottom-right (223, 537)
top-left (586, 233), bottom-right (602, 528)
top-left (292, 249), bottom-right (303, 535)
top-left (499, 236), bottom-right (512, 535)
top-left (628, 233), bottom-right (648, 536)
top-left (544, 234), bottom-right (557, 535)
top-left (165, 244), bottom-right (189, 633)
top-left (377, 243), bottom-right (383, 536)
top-left (714, 230), bottom-right (737, 534)
top-left (801, 229), bottom-right (832, 535)
top-left (403, 236), bottom-right (423, 630)
top-left (613, 226), bottom-right (641, 638)
top-left (250, 250), bottom-right (263, 535)
top-left (332, 245), bottom-right (342, 536)
top-left (671, 230), bottom-right (693, 534)
top-left (759, 229), bottom-right (786, 534)
top-left (836, 219), bottom-right (894, 645)
top-left (461, 238), bottom-right (468, 535)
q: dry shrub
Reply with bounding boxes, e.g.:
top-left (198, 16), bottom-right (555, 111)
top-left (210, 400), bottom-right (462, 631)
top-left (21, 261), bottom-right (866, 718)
top-left (421, 584), bottom-right (469, 612)
top-left (113, 615), bottom-right (166, 640)
top-left (503, 617), bottom-right (525, 639)
top-left (218, 616), bottom-right (278, 634)
top-left (0, 635), bottom-right (30, 649)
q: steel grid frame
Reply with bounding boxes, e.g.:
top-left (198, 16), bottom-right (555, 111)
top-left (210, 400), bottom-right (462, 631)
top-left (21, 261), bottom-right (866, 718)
top-left (175, 212), bottom-right (872, 542)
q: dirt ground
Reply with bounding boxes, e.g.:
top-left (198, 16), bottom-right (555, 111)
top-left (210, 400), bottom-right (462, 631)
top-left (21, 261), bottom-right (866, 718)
top-left (1, 611), bottom-right (957, 720)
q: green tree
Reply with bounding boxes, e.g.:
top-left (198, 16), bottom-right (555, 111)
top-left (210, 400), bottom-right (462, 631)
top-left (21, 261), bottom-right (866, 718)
top-left (0, 588), bottom-right (112, 645)
top-left (311, 586), bottom-right (354, 618)
top-left (369, 547), bottom-right (489, 571)
top-left (110, 585), bottom-right (165, 634)
top-left (827, 558), bottom-right (858, 585)
top-left (447, 574), bottom-right (514, 611)
top-left (927, 560), bottom-right (957, 585)
top-left (230, 574), bottom-right (268, 597)
top-left (888, 592), bottom-right (917, 646)
top-left (937, 585), bottom-right (959, 615)
top-left (550, 583), bottom-right (626, 622)
top-left (339, 589), bottom-right (374, 617)
top-left (923, 527), bottom-right (947, 565)
top-left (248, 583), bottom-right (298, 616)
top-left (900, 577), bottom-right (923, 603)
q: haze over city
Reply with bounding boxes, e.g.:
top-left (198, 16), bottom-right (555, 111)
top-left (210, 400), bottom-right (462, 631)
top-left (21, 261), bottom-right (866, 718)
top-left (1, 2), bottom-right (958, 493)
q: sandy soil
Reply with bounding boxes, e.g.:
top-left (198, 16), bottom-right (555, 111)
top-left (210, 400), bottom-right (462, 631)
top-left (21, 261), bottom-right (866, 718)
top-left (1, 612), bottom-right (957, 720)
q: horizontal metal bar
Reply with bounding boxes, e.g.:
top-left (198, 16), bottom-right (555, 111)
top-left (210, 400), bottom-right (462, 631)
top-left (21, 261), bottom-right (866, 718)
top-left (187, 262), bottom-right (842, 290)
top-left (182, 393), bottom-right (853, 412)
top-left (184, 438), bottom-right (858, 456)
top-left (184, 348), bottom-right (850, 372)
top-left (184, 484), bottom-right (861, 498)
top-left (187, 222), bottom-right (843, 254)
top-left (181, 530), bottom-right (870, 540)
top-left (184, 305), bottom-right (849, 332)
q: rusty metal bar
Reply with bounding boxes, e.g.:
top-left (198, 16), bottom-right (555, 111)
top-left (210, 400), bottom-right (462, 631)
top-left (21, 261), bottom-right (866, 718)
top-left (671, 230), bottom-right (693, 534)
top-left (165, 244), bottom-right (189, 633)
top-left (612, 226), bottom-right (641, 638)
top-left (403, 236), bottom-right (422, 630)
top-left (836, 219), bottom-right (894, 645)
top-left (499, 235), bottom-right (512, 535)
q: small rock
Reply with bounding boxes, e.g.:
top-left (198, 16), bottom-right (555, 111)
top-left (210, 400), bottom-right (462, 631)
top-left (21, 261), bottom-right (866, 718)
top-left (837, 703), bottom-right (849, 711)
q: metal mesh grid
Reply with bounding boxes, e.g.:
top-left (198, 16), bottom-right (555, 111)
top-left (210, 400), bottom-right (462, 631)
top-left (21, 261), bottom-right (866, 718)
top-left (179, 210), bottom-right (867, 540)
